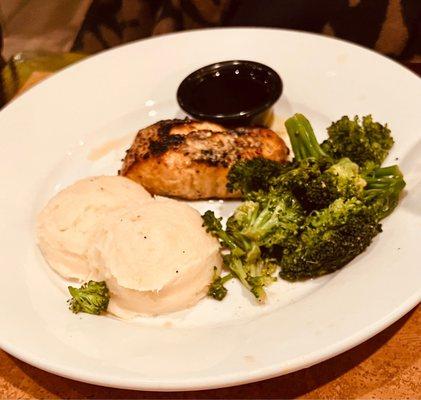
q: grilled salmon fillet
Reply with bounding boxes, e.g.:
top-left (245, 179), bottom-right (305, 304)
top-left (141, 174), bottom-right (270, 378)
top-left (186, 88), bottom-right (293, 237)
top-left (120, 118), bottom-right (289, 200)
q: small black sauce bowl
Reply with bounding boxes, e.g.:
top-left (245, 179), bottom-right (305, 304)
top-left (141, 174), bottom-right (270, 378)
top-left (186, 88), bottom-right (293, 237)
top-left (177, 60), bottom-right (282, 127)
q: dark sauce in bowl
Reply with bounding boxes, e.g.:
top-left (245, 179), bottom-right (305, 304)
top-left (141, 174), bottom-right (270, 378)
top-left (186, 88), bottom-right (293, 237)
top-left (177, 60), bottom-right (282, 126)
top-left (187, 72), bottom-right (270, 115)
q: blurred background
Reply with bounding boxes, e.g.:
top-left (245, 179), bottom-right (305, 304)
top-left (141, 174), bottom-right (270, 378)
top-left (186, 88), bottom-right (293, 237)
top-left (0, 0), bottom-right (420, 105)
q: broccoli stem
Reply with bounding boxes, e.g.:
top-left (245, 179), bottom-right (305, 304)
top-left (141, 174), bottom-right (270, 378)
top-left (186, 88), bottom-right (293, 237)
top-left (285, 114), bottom-right (328, 160)
top-left (369, 165), bottom-right (401, 177)
top-left (250, 285), bottom-right (267, 303)
top-left (219, 273), bottom-right (234, 285)
top-left (246, 243), bottom-right (261, 265)
top-left (229, 256), bottom-right (274, 303)
top-left (364, 165), bottom-right (405, 220)
top-left (219, 230), bottom-right (246, 253)
top-left (228, 256), bottom-right (252, 290)
top-left (365, 165), bottom-right (405, 195)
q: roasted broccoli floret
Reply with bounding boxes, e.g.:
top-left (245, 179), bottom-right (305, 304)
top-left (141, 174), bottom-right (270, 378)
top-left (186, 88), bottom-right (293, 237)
top-left (227, 157), bottom-right (293, 195)
top-left (284, 158), bottom-right (365, 211)
top-left (227, 190), bottom-right (304, 248)
top-left (364, 165), bottom-right (405, 220)
top-left (203, 210), bottom-right (277, 303)
top-left (280, 198), bottom-right (382, 281)
top-left (275, 153), bottom-right (404, 281)
top-left (321, 115), bottom-right (394, 169)
top-left (68, 281), bottom-right (110, 315)
top-left (282, 114), bottom-right (366, 210)
top-left (205, 112), bottom-right (404, 302)
top-left (202, 192), bottom-right (303, 303)
top-left (208, 267), bottom-right (233, 301)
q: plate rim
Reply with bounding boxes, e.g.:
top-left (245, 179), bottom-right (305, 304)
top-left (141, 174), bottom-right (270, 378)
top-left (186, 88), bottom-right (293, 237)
top-left (1, 295), bottom-right (419, 391)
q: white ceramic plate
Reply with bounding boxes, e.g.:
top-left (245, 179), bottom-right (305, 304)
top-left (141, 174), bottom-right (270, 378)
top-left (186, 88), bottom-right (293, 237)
top-left (0, 28), bottom-right (420, 391)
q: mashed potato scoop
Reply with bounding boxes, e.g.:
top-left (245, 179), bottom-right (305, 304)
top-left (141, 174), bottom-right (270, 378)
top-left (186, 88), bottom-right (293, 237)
top-left (37, 176), bottom-right (222, 317)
